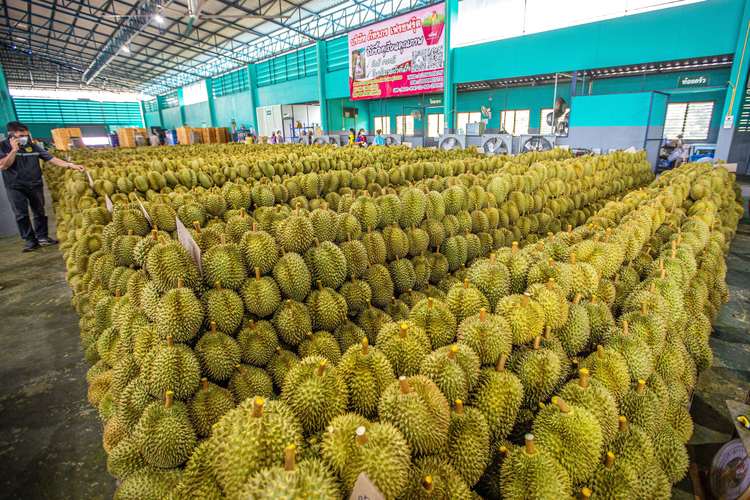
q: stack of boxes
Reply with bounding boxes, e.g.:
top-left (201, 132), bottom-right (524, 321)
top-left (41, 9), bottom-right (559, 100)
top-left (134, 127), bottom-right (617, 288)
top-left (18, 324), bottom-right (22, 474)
top-left (51, 128), bottom-right (82, 151)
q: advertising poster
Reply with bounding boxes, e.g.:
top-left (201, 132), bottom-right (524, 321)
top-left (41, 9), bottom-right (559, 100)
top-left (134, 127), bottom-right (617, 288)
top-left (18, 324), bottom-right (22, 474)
top-left (348, 3), bottom-right (445, 101)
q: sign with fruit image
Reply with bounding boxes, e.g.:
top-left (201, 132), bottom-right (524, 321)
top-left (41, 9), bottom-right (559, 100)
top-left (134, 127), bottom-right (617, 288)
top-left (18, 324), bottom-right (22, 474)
top-left (348, 3), bottom-right (445, 101)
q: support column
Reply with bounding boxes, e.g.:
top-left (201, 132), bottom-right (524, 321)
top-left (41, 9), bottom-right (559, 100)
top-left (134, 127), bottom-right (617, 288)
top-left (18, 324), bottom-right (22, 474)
top-left (0, 63), bottom-right (17, 125)
top-left (716, 0), bottom-right (750, 160)
top-left (442, 0), bottom-right (458, 133)
top-left (316, 40), bottom-right (329, 134)
top-left (177, 87), bottom-right (187, 126)
top-left (246, 64), bottom-right (260, 133)
top-left (205, 79), bottom-right (218, 127)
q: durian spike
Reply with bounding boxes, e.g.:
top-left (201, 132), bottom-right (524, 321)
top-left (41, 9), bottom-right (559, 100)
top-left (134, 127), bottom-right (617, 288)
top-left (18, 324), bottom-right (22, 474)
top-left (463, 278), bottom-right (469, 289)
top-left (618, 416), bottom-right (629, 432)
top-left (252, 397), bottom-right (265, 418)
top-left (210, 321), bottom-right (217, 333)
top-left (399, 322), bottom-right (408, 338)
top-left (521, 293), bottom-right (530, 306)
top-left (636, 379), bottom-right (646, 393)
top-left (479, 307), bottom-right (487, 321)
top-left (448, 345), bottom-right (459, 359)
top-left (511, 241), bottom-right (519, 254)
top-left (622, 320), bottom-right (629, 336)
top-left (573, 293), bottom-right (582, 305)
top-left (427, 297), bottom-right (433, 309)
top-left (579, 368), bottom-right (590, 388)
top-left (316, 360), bottom-right (328, 377)
top-left (284, 444), bottom-right (296, 471)
top-left (177, 277), bottom-right (184, 288)
top-left (605, 451), bottom-right (615, 468)
top-left (554, 397), bottom-right (571, 414)
top-left (496, 354), bottom-right (508, 372)
top-left (524, 434), bottom-right (537, 454)
top-left (201, 378), bottom-right (209, 391)
top-left (422, 476), bottom-right (433, 492)
top-left (192, 221), bottom-right (201, 233)
top-left (454, 399), bottom-right (464, 414)
top-left (255, 267), bottom-right (261, 280)
top-left (165, 390), bottom-right (174, 408)
top-left (361, 337), bottom-right (369, 355)
top-left (355, 426), bottom-right (368, 445)
top-left (166, 336), bottom-right (174, 347)
top-left (399, 376), bottom-right (410, 394)
top-left (533, 336), bottom-right (542, 349)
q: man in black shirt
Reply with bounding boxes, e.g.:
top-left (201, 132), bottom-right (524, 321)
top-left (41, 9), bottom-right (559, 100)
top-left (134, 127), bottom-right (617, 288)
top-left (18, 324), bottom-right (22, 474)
top-left (0, 121), bottom-right (85, 252)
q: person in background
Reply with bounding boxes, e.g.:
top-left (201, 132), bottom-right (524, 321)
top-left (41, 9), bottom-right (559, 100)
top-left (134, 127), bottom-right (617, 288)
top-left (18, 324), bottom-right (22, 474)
top-left (374, 129), bottom-right (386, 146)
top-left (348, 128), bottom-right (356, 145)
top-left (276, 131), bottom-right (283, 144)
top-left (0, 121), bottom-right (85, 252)
top-left (270, 132), bottom-right (277, 145)
top-left (356, 128), bottom-right (368, 147)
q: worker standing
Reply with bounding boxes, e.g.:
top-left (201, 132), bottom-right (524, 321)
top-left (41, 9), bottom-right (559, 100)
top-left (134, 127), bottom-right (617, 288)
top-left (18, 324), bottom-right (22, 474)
top-left (0, 121), bottom-right (85, 252)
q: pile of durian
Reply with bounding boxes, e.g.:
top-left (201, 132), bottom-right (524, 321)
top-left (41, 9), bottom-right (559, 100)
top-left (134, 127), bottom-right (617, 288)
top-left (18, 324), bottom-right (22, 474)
top-left (46, 144), bottom-right (743, 500)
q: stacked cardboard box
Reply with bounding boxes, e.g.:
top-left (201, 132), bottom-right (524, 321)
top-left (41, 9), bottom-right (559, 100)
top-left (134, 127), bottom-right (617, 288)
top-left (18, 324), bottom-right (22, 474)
top-left (51, 128), bottom-right (82, 151)
top-left (177, 127), bottom-right (230, 144)
top-left (117, 128), bottom-right (148, 148)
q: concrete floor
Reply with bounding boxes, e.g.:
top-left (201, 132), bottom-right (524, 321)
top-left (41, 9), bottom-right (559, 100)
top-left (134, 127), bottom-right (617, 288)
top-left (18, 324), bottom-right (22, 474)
top-left (0, 214), bottom-right (746, 500)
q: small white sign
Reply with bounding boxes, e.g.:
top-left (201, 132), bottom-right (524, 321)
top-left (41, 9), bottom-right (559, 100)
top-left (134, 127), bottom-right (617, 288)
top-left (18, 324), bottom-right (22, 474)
top-left (104, 194), bottom-right (113, 213)
top-left (135, 197), bottom-right (152, 225)
top-left (349, 473), bottom-right (385, 500)
top-left (175, 217), bottom-right (203, 275)
top-left (724, 114), bottom-right (735, 129)
top-left (85, 170), bottom-right (95, 188)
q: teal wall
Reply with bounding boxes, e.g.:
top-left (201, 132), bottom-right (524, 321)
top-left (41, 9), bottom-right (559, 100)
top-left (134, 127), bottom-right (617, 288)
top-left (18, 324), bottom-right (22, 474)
top-left (144, 110), bottom-right (162, 128)
top-left (570, 93), bottom-right (655, 127)
top-left (161, 107), bottom-right (182, 129)
top-left (453, 0), bottom-right (744, 84)
top-left (0, 64), bottom-right (16, 128)
top-left (214, 90), bottom-right (255, 129)
top-left (256, 76), bottom-right (318, 106)
top-left (183, 101), bottom-right (210, 127)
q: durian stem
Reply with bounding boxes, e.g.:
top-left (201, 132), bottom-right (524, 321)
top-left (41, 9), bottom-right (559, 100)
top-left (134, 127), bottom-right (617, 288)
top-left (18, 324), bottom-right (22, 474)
top-left (570, 253), bottom-right (577, 264)
top-left (591, 295), bottom-right (598, 305)
top-left (192, 221), bottom-right (201, 233)
top-left (660, 268), bottom-right (666, 279)
top-left (177, 277), bottom-right (184, 288)
top-left (427, 297), bottom-right (434, 309)
top-left (166, 336), bottom-right (174, 347)
top-left (454, 399), bottom-right (464, 414)
top-left (463, 278), bottom-right (469, 289)
top-left (201, 378), bottom-right (209, 391)
top-left (316, 360), bottom-right (328, 377)
top-left (511, 241), bottom-right (519, 254)
top-left (521, 293), bottom-right (530, 306)
top-left (210, 321), bottom-right (217, 333)
top-left (251, 397), bottom-right (265, 417)
top-left (555, 397), bottom-right (571, 414)
top-left (215, 281), bottom-right (222, 290)
top-left (115, 288), bottom-right (121, 298)
top-left (496, 354), bottom-right (507, 372)
top-left (641, 302), bottom-right (648, 314)
top-left (498, 445), bottom-right (509, 458)
top-left (544, 325), bottom-right (552, 339)
top-left (524, 434), bottom-right (536, 454)
top-left (422, 476), bottom-right (433, 492)
top-left (636, 379), bottom-right (646, 393)
top-left (618, 416), bottom-right (629, 432)
top-left (546, 278), bottom-right (555, 289)
top-left (533, 336), bottom-right (541, 350)
top-left (165, 390), bottom-right (174, 408)
top-left (284, 444), bottom-right (296, 471)
top-left (448, 345), bottom-right (458, 359)
top-left (317, 280), bottom-right (323, 291)
top-left (252, 222), bottom-right (257, 231)
top-left (255, 267), bottom-right (261, 280)
top-left (622, 320), bottom-right (629, 336)
top-left (605, 451), bottom-right (615, 468)
top-left (150, 229), bottom-right (158, 240)
top-left (399, 323), bottom-right (408, 338)
top-left (399, 376), bottom-right (410, 394)
top-left (567, 224), bottom-right (573, 234)
top-left (596, 344), bottom-right (605, 358)
top-left (355, 426), bottom-right (368, 445)
top-left (579, 368), bottom-right (590, 388)
top-left (573, 293), bottom-right (582, 305)
top-left (490, 253), bottom-right (496, 263)
top-left (479, 307), bottom-right (487, 321)
top-left (361, 337), bottom-right (369, 355)
top-left (580, 487), bottom-right (592, 499)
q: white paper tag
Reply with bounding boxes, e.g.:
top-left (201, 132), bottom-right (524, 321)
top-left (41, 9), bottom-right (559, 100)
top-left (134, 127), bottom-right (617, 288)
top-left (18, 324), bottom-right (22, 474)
top-left (135, 197), bottom-right (153, 225)
top-left (175, 216), bottom-right (203, 274)
top-left (104, 194), bottom-right (113, 213)
top-left (349, 473), bottom-right (385, 500)
top-left (85, 170), bottom-right (95, 188)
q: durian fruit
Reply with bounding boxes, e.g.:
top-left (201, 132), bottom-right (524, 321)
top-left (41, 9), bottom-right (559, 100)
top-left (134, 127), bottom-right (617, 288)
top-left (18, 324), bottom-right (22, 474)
top-left (273, 299), bottom-right (312, 347)
top-left (107, 434), bottom-right (145, 480)
top-left (267, 348), bottom-right (300, 390)
top-left (339, 277), bottom-right (372, 317)
top-left (607, 319), bottom-right (654, 382)
top-left (364, 263), bottom-right (395, 308)
top-left (203, 283), bottom-right (244, 334)
top-left (189, 378), bottom-right (235, 437)
top-left (145, 240), bottom-right (201, 292)
top-left (470, 354), bottom-right (523, 443)
top-left (155, 278), bottom-right (204, 342)
top-left (580, 345), bottom-right (631, 403)
top-left (333, 320), bottom-right (367, 352)
top-left (619, 379), bottom-right (660, 437)
top-left (511, 336), bottom-right (563, 408)
top-left (446, 399), bottom-right (491, 487)
top-left (558, 368), bottom-right (619, 446)
top-left (194, 321), bottom-right (241, 382)
top-left (457, 307), bottom-right (512, 366)
top-left (201, 237), bottom-right (246, 290)
top-left (338, 338), bottom-right (395, 419)
top-left (467, 253), bottom-right (511, 311)
top-left (666, 403), bottom-right (694, 444)
top-left (389, 257), bottom-right (417, 294)
top-left (402, 455), bottom-right (473, 500)
top-left (299, 331), bottom-right (342, 365)
top-left (378, 375), bottom-right (450, 456)
top-left (228, 364), bottom-right (274, 402)
top-left (357, 304), bottom-right (392, 345)
top-left (588, 451), bottom-right (639, 500)
top-left (584, 295), bottom-right (615, 347)
top-left (419, 344), bottom-right (481, 403)
top-left (240, 225), bottom-right (279, 275)
top-left (142, 336), bottom-right (201, 400)
top-left (306, 282), bottom-right (348, 331)
top-left (281, 356), bottom-right (348, 434)
top-left (376, 321), bottom-right (431, 377)
top-left (238, 444), bottom-right (340, 499)
top-left (305, 239), bottom-right (348, 289)
top-left (554, 294), bottom-right (591, 357)
top-left (321, 416), bottom-right (411, 499)
top-left (610, 417), bottom-right (671, 500)
top-left (276, 207), bottom-right (314, 254)
top-left (651, 421), bottom-right (689, 484)
top-left (133, 391), bottom-right (197, 468)
top-left (241, 267), bottom-right (282, 318)
top-left (496, 292), bottom-right (545, 345)
top-left (475, 441), bottom-right (512, 500)
top-left (273, 252), bottom-right (312, 302)
top-left (208, 397), bottom-right (304, 498)
top-left (528, 278), bottom-right (570, 330)
top-left (532, 397), bottom-right (604, 485)
top-left (173, 440), bottom-right (223, 499)
top-left (113, 466), bottom-right (182, 500)
top-left (446, 278), bottom-right (490, 323)
top-left (237, 319), bottom-right (280, 367)
top-left (499, 434), bottom-right (572, 500)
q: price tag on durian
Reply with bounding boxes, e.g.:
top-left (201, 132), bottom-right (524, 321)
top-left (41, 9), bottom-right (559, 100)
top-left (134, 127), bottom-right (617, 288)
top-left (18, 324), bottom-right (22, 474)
top-left (135, 196), bottom-right (152, 225)
top-left (175, 216), bottom-right (203, 275)
top-left (104, 194), bottom-right (113, 213)
top-left (349, 473), bottom-right (385, 500)
top-left (85, 169), bottom-right (95, 188)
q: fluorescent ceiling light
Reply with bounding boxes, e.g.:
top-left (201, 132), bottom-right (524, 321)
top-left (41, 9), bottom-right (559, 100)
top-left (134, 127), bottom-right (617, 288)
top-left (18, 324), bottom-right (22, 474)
top-left (154, 14), bottom-right (165, 25)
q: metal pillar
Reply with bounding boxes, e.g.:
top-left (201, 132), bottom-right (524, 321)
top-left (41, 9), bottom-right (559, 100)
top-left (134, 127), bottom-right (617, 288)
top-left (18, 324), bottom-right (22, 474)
top-left (205, 79), bottom-right (218, 127)
top-left (316, 40), bottom-right (329, 134)
top-left (177, 87), bottom-right (187, 126)
top-left (442, 0), bottom-right (458, 133)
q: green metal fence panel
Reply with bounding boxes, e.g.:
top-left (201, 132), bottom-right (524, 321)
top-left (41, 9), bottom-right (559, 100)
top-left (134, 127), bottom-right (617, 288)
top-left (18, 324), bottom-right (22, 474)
top-left (159, 91), bottom-right (179, 109)
top-left (326, 36), bottom-right (348, 72)
top-left (212, 68), bottom-right (250, 97)
top-left (13, 98), bottom-right (142, 126)
top-left (255, 45), bottom-right (318, 87)
top-left (143, 99), bottom-right (159, 113)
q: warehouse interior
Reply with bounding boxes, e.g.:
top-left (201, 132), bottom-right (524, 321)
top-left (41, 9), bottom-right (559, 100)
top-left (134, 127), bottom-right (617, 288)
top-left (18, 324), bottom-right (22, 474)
top-left (0, 0), bottom-right (749, 499)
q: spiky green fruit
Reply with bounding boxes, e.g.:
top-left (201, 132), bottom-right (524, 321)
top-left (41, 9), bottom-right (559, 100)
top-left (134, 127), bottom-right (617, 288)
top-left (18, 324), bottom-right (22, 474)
top-left (268, 349), bottom-right (300, 390)
top-left (389, 257), bottom-right (417, 294)
top-left (553, 295), bottom-right (591, 357)
top-left (558, 369), bottom-right (619, 445)
top-left (364, 263), bottom-right (395, 308)
top-left (580, 345), bottom-right (631, 403)
top-left (273, 252), bottom-right (312, 302)
top-left (409, 297), bottom-right (457, 349)
top-left (189, 379), bottom-right (235, 437)
top-left (619, 379), bottom-right (660, 437)
top-left (419, 344), bottom-right (480, 403)
top-left (333, 321), bottom-right (367, 353)
top-left (403, 456), bottom-right (472, 500)
top-left (142, 337), bottom-right (201, 400)
top-left (277, 211), bottom-right (314, 254)
top-left (457, 308), bottom-right (512, 366)
top-left (145, 240), bottom-right (201, 293)
top-left (240, 227), bottom-right (279, 275)
top-left (240, 270), bottom-right (281, 318)
top-left (155, 283), bottom-right (204, 342)
top-left (282, 356), bottom-right (348, 434)
top-left (237, 319), bottom-right (280, 366)
top-left (172, 441), bottom-right (223, 500)
top-left (499, 434), bottom-right (572, 500)
top-left (467, 254), bottom-right (511, 310)
top-left (299, 331), bottom-right (342, 365)
top-left (470, 355), bottom-right (523, 443)
top-left (338, 339), bottom-right (395, 418)
top-left (589, 452), bottom-right (640, 500)
top-left (496, 293), bottom-right (545, 345)
top-left (229, 364), bottom-right (274, 402)
top-left (446, 279), bottom-right (490, 323)
top-left (239, 452), bottom-right (340, 500)
top-left (340, 278), bottom-right (372, 317)
top-left (203, 285), bottom-right (244, 334)
top-left (305, 240), bottom-right (348, 289)
top-left (201, 241), bottom-right (246, 290)
top-left (511, 337), bottom-right (563, 407)
top-left (446, 401), bottom-right (490, 487)
top-left (651, 422), bottom-right (689, 483)
top-left (114, 467), bottom-right (182, 500)
top-left (134, 392), bottom-right (196, 468)
top-left (306, 283), bottom-right (348, 331)
top-left (376, 321), bottom-right (431, 377)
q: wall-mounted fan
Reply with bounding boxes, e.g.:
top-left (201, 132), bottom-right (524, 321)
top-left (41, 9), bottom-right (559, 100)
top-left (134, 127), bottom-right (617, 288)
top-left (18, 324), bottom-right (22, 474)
top-left (480, 134), bottom-right (511, 155)
top-left (165, 0), bottom-right (290, 35)
top-left (521, 135), bottom-right (553, 153)
top-left (438, 134), bottom-right (466, 150)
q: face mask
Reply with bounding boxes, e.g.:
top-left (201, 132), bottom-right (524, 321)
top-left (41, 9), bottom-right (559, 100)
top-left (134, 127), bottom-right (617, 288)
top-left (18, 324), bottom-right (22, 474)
top-left (16, 136), bottom-right (29, 146)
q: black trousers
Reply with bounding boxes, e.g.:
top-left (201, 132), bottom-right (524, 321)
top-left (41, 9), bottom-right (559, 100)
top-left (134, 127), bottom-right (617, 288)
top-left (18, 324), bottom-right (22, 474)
top-left (6, 183), bottom-right (48, 242)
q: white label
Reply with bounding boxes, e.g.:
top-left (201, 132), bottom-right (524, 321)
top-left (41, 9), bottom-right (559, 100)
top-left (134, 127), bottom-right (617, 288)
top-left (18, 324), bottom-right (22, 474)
top-left (135, 197), bottom-right (153, 225)
top-left (85, 170), bottom-right (95, 188)
top-left (349, 473), bottom-right (385, 500)
top-left (104, 195), bottom-right (113, 213)
top-left (724, 114), bottom-right (735, 129)
top-left (175, 217), bottom-right (203, 275)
